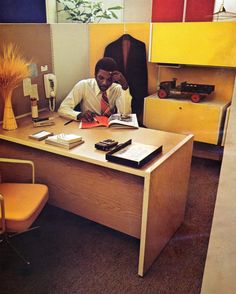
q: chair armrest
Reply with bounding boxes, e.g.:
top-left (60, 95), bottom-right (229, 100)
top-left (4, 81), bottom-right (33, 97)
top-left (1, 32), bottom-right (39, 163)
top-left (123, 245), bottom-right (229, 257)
top-left (0, 158), bottom-right (35, 184)
top-left (0, 194), bottom-right (5, 233)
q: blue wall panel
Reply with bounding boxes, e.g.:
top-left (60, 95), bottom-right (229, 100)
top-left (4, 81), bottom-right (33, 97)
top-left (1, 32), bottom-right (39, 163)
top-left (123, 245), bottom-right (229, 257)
top-left (0, 0), bottom-right (46, 23)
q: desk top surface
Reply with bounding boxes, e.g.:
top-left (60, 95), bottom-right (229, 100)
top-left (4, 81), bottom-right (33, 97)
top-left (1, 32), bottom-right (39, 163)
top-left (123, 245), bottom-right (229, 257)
top-left (0, 112), bottom-right (193, 177)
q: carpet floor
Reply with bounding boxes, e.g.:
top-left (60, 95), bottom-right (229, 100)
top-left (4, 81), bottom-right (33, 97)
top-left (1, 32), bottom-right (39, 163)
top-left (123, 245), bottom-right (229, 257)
top-left (0, 157), bottom-right (221, 294)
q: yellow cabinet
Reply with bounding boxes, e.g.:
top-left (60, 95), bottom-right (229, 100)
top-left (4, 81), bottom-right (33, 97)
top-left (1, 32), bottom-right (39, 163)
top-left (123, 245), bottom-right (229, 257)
top-left (143, 95), bottom-right (230, 145)
top-left (150, 22), bottom-right (236, 67)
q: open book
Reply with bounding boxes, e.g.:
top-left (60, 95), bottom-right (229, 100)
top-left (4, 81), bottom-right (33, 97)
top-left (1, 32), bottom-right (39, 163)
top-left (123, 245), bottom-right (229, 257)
top-left (79, 114), bottom-right (139, 129)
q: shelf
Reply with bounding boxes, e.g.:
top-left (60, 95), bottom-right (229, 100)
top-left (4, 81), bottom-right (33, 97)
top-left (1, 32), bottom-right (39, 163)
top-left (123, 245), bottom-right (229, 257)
top-left (143, 95), bottom-right (230, 145)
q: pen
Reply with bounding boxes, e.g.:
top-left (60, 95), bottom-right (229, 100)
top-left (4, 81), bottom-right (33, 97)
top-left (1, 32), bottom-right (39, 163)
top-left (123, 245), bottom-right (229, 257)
top-left (64, 119), bottom-right (73, 126)
top-left (93, 117), bottom-right (99, 124)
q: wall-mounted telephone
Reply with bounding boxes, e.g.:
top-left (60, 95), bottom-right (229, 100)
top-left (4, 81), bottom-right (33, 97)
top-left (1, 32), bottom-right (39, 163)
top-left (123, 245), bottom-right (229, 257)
top-left (44, 73), bottom-right (57, 111)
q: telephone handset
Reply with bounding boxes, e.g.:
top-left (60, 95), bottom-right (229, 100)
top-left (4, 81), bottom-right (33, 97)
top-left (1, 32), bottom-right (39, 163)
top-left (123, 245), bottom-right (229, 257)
top-left (44, 73), bottom-right (57, 111)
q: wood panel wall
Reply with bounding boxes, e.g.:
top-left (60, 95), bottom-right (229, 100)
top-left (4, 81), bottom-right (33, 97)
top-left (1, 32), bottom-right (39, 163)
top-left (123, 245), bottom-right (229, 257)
top-left (0, 24), bottom-right (52, 120)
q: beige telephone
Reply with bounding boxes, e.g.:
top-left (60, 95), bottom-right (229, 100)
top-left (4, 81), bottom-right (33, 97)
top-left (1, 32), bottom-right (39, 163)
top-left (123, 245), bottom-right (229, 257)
top-left (44, 73), bottom-right (57, 111)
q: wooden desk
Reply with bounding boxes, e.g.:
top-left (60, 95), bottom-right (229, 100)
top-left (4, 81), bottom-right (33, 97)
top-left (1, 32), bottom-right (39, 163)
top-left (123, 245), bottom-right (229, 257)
top-left (0, 113), bottom-right (193, 276)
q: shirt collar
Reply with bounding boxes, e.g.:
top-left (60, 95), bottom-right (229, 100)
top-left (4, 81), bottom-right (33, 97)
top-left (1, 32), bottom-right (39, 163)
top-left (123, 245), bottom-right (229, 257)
top-left (94, 81), bottom-right (100, 96)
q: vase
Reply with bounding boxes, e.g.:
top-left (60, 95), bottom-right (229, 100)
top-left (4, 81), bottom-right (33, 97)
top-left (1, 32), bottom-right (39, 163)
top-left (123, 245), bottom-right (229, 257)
top-left (2, 89), bottom-right (17, 130)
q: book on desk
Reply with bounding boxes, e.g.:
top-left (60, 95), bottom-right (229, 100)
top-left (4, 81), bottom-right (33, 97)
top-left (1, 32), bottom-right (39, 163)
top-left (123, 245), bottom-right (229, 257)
top-left (45, 133), bottom-right (84, 149)
top-left (29, 130), bottom-right (54, 141)
top-left (79, 113), bottom-right (139, 129)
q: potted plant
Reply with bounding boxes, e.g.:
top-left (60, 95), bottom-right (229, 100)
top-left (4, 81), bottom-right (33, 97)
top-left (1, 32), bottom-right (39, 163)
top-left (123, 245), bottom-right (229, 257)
top-left (56, 0), bottom-right (123, 23)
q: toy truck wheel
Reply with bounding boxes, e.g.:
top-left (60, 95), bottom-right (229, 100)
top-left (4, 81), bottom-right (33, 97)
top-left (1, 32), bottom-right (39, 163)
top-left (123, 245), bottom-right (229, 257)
top-left (158, 89), bottom-right (168, 98)
top-left (191, 94), bottom-right (201, 103)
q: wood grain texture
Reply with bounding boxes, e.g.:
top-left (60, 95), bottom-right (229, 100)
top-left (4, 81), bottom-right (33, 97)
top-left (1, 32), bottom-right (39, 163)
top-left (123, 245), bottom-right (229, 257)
top-left (0, 24), bottom-right (52, 118)
top-left (0, 112), bottom-right (188, 176)
top-left (0, 141), bottom-right (143, 238)
top-left (138, 137), bottom-right (193, 276)
top-left (0, 112), bottom-right (193, 275)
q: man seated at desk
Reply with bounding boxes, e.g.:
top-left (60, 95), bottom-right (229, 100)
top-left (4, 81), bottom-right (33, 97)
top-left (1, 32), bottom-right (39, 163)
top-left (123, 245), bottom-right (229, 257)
top-left (58, 57), bottom-right (131, 122)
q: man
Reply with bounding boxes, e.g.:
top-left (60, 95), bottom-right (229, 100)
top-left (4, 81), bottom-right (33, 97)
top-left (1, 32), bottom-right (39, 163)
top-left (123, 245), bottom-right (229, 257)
top-left (58, 57), bottom-right (131, 122)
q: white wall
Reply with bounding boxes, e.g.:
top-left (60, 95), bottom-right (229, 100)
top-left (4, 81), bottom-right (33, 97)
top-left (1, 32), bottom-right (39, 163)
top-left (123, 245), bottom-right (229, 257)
top-left (214, 0), bottom-right (236, 21)
top-left (123, 0), bottom-right (152, 22)
top-left (50, 24), bottom-right (89, 106)
top-left (103, 0), bottom-right (123, 22)
top-left (45, 0), bottom-right (57, 23)
top-left (214, 0), bottom-right (236, 12)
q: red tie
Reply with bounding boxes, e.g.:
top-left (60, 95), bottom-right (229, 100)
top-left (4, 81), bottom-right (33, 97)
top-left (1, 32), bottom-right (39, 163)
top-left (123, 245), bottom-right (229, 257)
top-left (101, 91), bottom-right (112, 116)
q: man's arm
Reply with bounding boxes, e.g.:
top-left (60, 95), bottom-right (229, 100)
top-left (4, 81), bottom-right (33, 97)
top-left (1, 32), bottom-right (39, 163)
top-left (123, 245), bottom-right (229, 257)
top-left (111, 72), bottom-right (131, 114)
top-left (58, 82), bottom-right (83, 120)
top-left (116, 87), bottom-right (132, 115)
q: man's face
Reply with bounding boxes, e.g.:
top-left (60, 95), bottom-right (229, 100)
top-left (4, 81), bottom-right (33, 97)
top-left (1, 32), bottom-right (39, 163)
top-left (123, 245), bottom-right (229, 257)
top-left (95, 69), bottom-right (113, 92)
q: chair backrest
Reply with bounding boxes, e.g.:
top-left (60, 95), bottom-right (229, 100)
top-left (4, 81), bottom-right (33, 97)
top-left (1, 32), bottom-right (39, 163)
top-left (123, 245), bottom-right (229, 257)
top-left (0, 158), bottom-right (48, 234)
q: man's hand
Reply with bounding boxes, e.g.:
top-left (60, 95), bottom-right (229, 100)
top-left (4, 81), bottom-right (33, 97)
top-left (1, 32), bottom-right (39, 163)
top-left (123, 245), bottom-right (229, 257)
top-left (78, 111), bottom-right (97, 122)
top-left (111, 71), bottom-right (128, 90)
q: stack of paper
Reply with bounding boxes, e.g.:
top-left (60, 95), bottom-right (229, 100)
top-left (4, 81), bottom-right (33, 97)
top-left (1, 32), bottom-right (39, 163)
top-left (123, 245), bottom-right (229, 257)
top-left (29, 130), bottom-right (54, 141)
top-left (45, 133), bottom-right (84, 149)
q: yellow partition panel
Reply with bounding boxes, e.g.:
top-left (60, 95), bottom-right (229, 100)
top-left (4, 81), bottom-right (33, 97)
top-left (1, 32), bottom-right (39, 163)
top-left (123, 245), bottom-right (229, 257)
top-left (150, 22), bottom-right (236, 67)
top-left (144, 96), bottom-right (230, 144)
top-left (89, 23), bottom-right (157, 94)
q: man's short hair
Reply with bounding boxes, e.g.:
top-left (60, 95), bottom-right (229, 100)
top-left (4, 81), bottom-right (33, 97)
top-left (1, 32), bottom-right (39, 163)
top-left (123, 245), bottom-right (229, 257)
top-left (95, 57), bottom-right (118, 76)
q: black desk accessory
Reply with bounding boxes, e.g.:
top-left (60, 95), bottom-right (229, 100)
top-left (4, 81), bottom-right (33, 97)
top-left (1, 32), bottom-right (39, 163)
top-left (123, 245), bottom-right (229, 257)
top-left (106, 139), bottom-right (162, 168)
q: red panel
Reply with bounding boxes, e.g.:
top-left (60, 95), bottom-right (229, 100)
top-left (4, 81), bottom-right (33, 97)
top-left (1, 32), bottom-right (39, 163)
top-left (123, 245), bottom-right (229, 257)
top-left (152, 0), bottom-right (185, 22)
top-left (185, 0), bottom-right (215, 22)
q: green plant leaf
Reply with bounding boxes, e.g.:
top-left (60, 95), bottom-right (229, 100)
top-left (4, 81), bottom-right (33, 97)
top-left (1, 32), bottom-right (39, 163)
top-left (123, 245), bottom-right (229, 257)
top-left (108, 6), bottom-right (123, 10)
top-left (110, 11), bottom-right (118, 19)
top-left (93, 8), bottom-right (102, 14)
top-left (102, 15), bottom-right (112, 19)
top-left (63, 5), bottom-right (70, 11)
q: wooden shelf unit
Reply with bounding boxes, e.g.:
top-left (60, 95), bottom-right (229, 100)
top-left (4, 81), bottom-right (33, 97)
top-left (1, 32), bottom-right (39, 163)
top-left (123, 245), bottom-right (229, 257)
top-left (143, 95), bottom-right (230, 145)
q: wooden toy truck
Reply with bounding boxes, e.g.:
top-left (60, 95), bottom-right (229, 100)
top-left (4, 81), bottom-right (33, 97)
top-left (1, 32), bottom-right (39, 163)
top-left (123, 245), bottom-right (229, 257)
top-left (158, 78), bottom-right (215, 103)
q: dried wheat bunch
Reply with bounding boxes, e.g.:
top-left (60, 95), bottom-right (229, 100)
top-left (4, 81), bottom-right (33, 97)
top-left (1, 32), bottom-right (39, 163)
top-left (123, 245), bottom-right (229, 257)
top-left (0, 43), bottom-right (30, 91)
top-left (0, 43), bottom-right (30, 130)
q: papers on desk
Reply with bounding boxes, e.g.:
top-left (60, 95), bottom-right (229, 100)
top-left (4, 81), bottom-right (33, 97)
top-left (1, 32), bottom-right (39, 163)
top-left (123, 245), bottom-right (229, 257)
top-left (45, 133), bottom-right (84, 149)
top-left (106, 139), bottom-right (163, 168)
top-left (29, 130), bottom-right (54, 141)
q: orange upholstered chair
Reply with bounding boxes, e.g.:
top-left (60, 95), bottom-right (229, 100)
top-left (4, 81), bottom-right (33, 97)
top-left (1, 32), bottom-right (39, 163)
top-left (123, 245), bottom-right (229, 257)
top-left (0, 158), bottom-right (48, 265)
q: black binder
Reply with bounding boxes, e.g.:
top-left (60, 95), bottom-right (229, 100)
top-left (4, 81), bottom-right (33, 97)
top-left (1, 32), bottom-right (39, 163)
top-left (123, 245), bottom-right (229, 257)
top-left (106, 139), bottom-right (163, 168)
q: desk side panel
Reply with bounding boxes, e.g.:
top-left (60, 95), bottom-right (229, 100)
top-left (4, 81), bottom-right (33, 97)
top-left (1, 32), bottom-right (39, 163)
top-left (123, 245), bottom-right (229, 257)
top-left (0, 140), bottom-right (143, 238)
top-left (138, 137), bottom-right (193, 276)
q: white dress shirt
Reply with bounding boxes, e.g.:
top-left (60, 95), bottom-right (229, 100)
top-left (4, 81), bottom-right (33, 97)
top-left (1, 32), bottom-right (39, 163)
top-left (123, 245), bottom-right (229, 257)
top-left (58, 78), bottom-right (132, 120)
